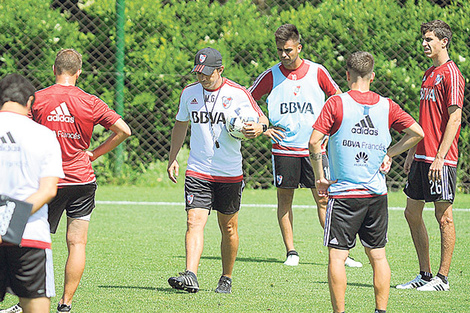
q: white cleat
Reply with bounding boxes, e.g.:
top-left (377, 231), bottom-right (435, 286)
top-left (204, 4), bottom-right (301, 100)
top-left (417, 276), bottom-right (449, 291)
top-left (344, 256), bottom-right (362, 268)
top-left (396, 274), bottom-right (428, 289)
top-left (284, 251), bottom-right (299, 266)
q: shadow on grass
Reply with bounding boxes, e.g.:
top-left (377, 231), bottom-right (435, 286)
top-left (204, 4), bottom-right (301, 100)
top-left (98, 285), bottom-right (157, 290)
top-left (312, 281), bottom-right (373, 288)
top-left (174, 255), bottom-right (325, 266)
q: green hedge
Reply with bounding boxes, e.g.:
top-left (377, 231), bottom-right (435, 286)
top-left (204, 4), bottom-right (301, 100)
top-left (1, 0), bottom-right (468, 188)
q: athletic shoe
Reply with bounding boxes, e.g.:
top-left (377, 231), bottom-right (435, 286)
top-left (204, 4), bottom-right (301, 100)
top-left (396, 274), bottom-right (428, 289)
top-left (344, 256), bottom-right (363, 268)
top-left (0, 303), bottom-right (22, 313)
top-left (284, 250), bottom-right (299, 266)
top-left (57, 303), bottom-right (72, 312)
top-left (168, 270), bottom-right (199, 293)
top-left (416, 276), bottom-right (449, 291)
top-left (215, 276), bottom-right (232, 294)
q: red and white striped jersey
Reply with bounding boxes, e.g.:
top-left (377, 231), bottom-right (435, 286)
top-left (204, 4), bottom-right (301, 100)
top-left (414, 61), bottom-right (464, 167)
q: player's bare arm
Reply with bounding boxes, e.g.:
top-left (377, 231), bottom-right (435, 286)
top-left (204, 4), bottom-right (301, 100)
top-left (309, 129), bottom-right (335, 196)
top-left (24, 176), bottom-right (59, 214)
top-left (167, 120), bottom-right (189, 183)
top-left (87, 118), bottom-right (131, 161)
top-left (386, 122), bottom-right (424, 160)
top-left (428, 105), bottom-right (461, 182)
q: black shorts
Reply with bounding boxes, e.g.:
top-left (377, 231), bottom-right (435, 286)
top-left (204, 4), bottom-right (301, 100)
top-left (184, 176), bottom-right (243, 215)
top-left (48, 182), bottom-right (97, 234)
top-left (272, 154), bottom-right (329, 188)
top-left (0, 246), bottom-right (55, 301)
top-left (404, 161), bottom-right (456, 203)
top-left (324, 195), bottom-right (388, 250)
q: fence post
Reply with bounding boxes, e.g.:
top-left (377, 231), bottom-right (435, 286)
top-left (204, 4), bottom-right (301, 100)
top-left (115, 0), bottom-right (125, 174)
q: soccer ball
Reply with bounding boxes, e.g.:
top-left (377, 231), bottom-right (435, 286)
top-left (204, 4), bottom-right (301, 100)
top-left (225, 111), bottom-right (258, 140)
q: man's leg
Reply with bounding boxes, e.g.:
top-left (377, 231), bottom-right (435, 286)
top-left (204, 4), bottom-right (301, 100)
top-left (311, 188), bottom-right (327, 228)
top-left (185, 208), bottom-right (210, 275)
top-left (434, 202), bottom-right (455, 277)
top-left (404, 198), bottom-right (430, 273)
top-left (364, 247), bottom-right (390, 311)
top-left (18, 297), bottom-right (50, 313)
top-left (328, 248), bottom-right (349, 313)
top-left (277, 188), bottom-right (295, 253)
top-left (60, 218), bottom-right (89, 306)
top-left (217, 211), bottom-right (239, 278)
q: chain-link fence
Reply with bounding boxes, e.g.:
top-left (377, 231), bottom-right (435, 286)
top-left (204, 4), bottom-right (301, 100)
top-left (1, 0), bottom-right (469, 190)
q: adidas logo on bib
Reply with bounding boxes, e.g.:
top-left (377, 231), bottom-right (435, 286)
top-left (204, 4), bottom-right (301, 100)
top-left (351, 115), bottom-right (378, 136)
top-left (47, 102), bottom-right (75, 123)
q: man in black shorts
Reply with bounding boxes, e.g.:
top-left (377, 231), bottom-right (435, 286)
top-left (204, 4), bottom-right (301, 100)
top-left (0, 74), bottom-right (63, 313)
top-left (309, 52), bottom-right (423, 313)
top-left (397, 20), bottom-right (465, 292)
top-left (167, 48), bottom-right (268, 294)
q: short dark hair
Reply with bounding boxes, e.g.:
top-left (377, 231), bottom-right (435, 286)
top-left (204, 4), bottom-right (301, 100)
top-left (54, 49), bottom-right (82, 75)
top-left (346, 51), bottom-right (374, 79)
top-left (0, 73), bottom-right (35, 107)
top-left (421, 20), bottom-right (452, 49)
top-left (275, 24), bottom-right (300, 44)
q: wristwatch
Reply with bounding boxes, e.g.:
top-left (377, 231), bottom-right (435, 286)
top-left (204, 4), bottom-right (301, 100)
top-left (261, 123), bottom-right (268, 132)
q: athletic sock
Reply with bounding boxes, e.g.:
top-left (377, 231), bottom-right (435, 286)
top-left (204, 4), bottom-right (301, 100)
top-left (287, 250), bottom-right (299, 257)
top-left (420, 271), bottom-right (432, 281)
top-left (375, 310), bottom-right (386, 313)
top-left (436, 272), bottom-right (448, 284)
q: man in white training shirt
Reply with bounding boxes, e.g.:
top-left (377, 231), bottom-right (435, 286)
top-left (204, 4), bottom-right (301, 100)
top-left (0, 74), bottom-right (64, 313)
top-left (167, 47), bottom-right (268, 294)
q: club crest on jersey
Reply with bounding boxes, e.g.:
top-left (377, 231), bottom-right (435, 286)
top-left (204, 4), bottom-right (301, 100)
top-left (222, 96), bottom-right (233, 109)
top-left (199, 54), bottom-right (207, 63)
top-left (276, 175), bottom-right (283, 185)
top-left (293, 85), bottom-right (301, 96)
top-left (186, 194), bottom-right (194, 205)
top-left (434, 74), bottom-right (442, 85)
top-left (190, 98), bottom-right (198, 105)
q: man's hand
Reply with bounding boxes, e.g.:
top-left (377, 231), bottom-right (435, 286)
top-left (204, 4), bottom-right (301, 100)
top-left (315, 178), bottom-right (337, 197)
top-left (167, 160), bottom-right (179, 183)
top-left (263, 126), bottom-right (285, 143)
top-left (243, 122), bottom-right (264, 138)
top-left (428, 155), bottom-right (445, 182)
top-left (380, 154), bottom-right (392, 174)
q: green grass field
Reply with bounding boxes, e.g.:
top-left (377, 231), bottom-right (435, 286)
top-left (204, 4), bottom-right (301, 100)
top-left (2, 186), bottom-right (470, 312)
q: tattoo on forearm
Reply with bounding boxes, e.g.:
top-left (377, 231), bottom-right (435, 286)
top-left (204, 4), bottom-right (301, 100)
top-left (309, 152), bottom-right (322, 161)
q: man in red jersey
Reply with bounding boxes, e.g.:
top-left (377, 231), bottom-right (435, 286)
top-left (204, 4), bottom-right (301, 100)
top-left (30, 49), bottom-right (131, 312)
top-left (397, 20), bottom-right (465, 292)
top-left (249, 24), bottom-right (362, 267)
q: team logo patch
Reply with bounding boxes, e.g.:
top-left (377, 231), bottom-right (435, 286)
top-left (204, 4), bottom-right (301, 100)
top-left (190, 98), bottom-right (198, 105)
top-left (276, 175), bottom-right (283, 185)
top-left (186, 194), bottom-right (194, 205)
top-left (222, 96), bottom-right (233, 108)
top-left (434, 74), bottom-right (442, 85)
top-left (199, 54), bottom-right (207, 63)
top-left (293, 85), bottom-right (301, 96)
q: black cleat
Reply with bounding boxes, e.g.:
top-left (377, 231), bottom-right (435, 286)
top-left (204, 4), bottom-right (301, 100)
top-left (215, 276), bottom-right (232, 294)
top-left (168, 270), bottom-right (199, 293)
top-left (56, 303), bottom-right (72, 312)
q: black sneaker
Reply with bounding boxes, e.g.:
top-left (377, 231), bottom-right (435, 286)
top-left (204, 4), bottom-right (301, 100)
top-left (56, 303), bottom-right (71, 312)
top-left (168, 270), bottom-right (199, 293)
top-left (215, 276), bottom-right (232, 294)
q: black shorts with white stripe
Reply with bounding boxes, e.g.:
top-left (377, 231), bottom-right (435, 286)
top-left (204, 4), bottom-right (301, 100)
top-left (404, 160), bottom-right (456, 203)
